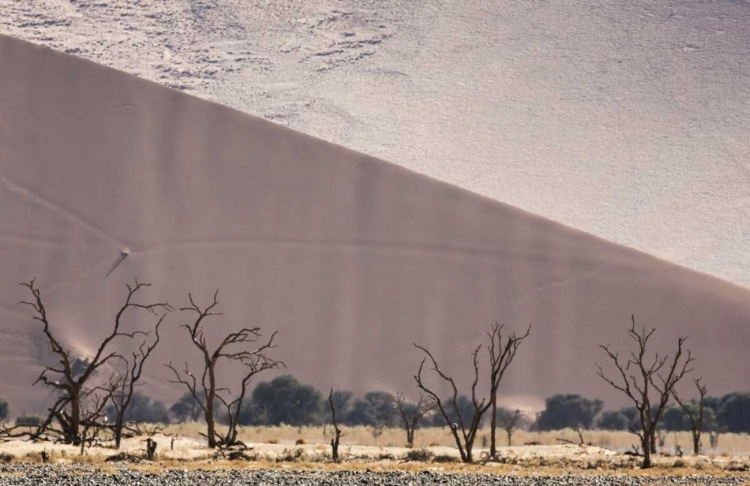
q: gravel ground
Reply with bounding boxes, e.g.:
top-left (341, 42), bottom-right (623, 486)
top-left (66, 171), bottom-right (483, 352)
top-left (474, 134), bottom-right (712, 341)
top-left (0, 465), bottom-right (748, 486)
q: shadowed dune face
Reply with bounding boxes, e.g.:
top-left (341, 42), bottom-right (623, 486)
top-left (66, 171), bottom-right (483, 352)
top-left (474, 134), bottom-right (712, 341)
top-left (1, 35), bottom-right (749, 413)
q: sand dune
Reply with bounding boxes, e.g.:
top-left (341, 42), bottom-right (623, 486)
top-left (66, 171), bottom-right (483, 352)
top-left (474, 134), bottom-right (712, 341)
top-left (1, 35), bottom-right (749, 414)
top-left (1, 0), bottom-right (748, 288)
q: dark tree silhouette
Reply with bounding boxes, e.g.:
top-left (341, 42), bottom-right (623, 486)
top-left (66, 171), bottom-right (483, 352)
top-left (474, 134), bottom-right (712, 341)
top-left (535, 394), bottom-right (603, 431)
top-left (497, 408), bottom-right (522, 447)
top-left (487, 323), bottom-right (531, 457)
top-left (413, 343), bottom-right (488, 463)
top-left (165, 291), bottom-right (283, 448)
top-left (328, 388), bottom-right (343, 462)
top-left (107, 315), bottom-right (165, 449)
top-left (395, 391), bottom-right (435, 446)
top-left (1, 280), bottom-right (171, 445)
top-left (672, 377), bottom-right (707, 455)
top-left (169, 392), bottom-right (204, 423)
top-left (0, 399), bottom-right (8, 422)
top-left (597, 315), bottom-right (693, 468)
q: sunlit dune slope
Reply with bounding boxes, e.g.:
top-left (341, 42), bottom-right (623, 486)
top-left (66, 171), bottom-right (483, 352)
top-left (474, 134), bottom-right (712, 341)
top-left (1, 35), bottom-right (748, 412)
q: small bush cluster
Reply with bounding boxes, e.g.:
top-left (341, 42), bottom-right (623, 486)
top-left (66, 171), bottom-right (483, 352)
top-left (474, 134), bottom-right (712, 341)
top-left (403, 447), bottom-right (434, 462)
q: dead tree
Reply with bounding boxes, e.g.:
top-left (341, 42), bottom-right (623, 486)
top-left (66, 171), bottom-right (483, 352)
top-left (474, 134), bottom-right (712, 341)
top-left (596, 315), bottom-right (694, 468)
top-left (145, 437), bottom-right (158, 460)
top-left (673, 377), bottom-right (707, 455)
top-left (78, 385), bottom-right (112, 455)
top-left (497, 408), bottom-right (522, 447)
top-left (212, 356), bottom-right (277, 449)
top-left (165, 291), bottom-right (283, 449)
top-left (395, 391), bottom-right (435, 447)
top-left (413, 343), bottom-right (489, 463)
top-left (328, 388), bottom-right (343, 462)
top-left (557, 425), bottom-right (588, 446)
top-left (108, 313), bottom-right (165, 449)
top-left (7, 280), bottom-right (171, 445)
top-left (487, 323), bottom-right (531, 457)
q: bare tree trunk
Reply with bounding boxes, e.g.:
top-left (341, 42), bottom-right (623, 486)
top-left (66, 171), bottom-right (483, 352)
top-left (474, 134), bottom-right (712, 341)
top-left (692, 431), bottom-right (700, 455)
top-left (650, 431), bottom-right (656, 454)
top-left (489, 395), bottom-right (498, 457)
top-left (406, 427), bottom-right (414, 446)
top-left (69, 391), bottom-right (81, 444)
top-left (146, 438), bottom-right (157, 460)
top-left (642, 436), bottom-right (651, 468)
top-left (115, 417), bottom-right (123, 449)
top-left (329, 389), bottom-right (343, 462)
top-left (465, 436), bottom-right (476, 463)
top-left (206, 387), bottom-right (216, 449)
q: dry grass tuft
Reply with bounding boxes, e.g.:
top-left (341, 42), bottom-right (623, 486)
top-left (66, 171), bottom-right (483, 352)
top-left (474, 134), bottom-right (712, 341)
top-left (1, 426), bottom-right (749, 478)
top-left (433, 454), bottom-right (459, 463)
top-left (404, 447), bottom-right (434, 462)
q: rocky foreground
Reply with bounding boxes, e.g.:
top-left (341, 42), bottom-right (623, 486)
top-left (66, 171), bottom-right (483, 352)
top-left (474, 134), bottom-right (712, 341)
top-left (0, 465), bottom-right (748, 486)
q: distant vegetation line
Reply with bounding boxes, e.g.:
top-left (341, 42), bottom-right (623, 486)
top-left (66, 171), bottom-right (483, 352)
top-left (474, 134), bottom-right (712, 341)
top-left (3, 375), bottom-right (749, 435)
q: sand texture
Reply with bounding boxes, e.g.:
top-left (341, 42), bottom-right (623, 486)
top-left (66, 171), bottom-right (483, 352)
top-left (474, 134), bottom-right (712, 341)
top-left (0, 0), bottom-right (748, 287)
top-left (1, 35), bottom-right (749, 413)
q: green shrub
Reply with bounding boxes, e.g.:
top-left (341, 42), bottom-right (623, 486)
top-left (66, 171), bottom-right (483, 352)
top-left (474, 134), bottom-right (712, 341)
top-left (0, 399), bottom-right (8, 422)
top-left (15, 415), bottom-right (42, 427)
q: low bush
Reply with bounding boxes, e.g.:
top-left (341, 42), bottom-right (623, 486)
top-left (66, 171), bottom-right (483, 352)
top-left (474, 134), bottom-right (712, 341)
top-left (404, 447), bottom-right (434, 462)
top-left (15, 415), bottom-right (42, 427)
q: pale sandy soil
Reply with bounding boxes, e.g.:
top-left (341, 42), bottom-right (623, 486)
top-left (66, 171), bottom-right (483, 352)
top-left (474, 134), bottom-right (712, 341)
top-left (1, 427), bottom-right (749, 473)
top-left (1, 0), bottom-right (749, 288)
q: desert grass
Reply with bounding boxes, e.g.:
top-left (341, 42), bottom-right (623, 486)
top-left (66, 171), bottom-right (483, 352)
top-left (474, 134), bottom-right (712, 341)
top-left (164, 423), bottom-right (750, 455)
top-left (1, 425), bottom-right (749, 479)
top-left (5, 446), bottom-right (750, 484)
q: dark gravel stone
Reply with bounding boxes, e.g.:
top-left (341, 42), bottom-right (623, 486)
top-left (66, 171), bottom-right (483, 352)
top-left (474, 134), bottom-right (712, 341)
top-left (0, 464), bottom-right (747, 485)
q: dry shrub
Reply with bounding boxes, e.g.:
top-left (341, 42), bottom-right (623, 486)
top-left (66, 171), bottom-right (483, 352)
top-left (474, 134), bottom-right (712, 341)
top-left (276, 447), bottom-right (305, 463)
top-left (295, 438), bottom-right (306, 445)
top-left (105, 452), bottom-right (142, 463)
top-left (156, 425), bottom-right (750, 452)
top-left (404, 447), bottom-right (433, 462)
top-left (672, 459), bottom-right (686, 468)
top-left (20, 451), bottom-right (51, 464)
top-left (71, 454), bottom-right (99, 464)
top-left (433, 454), bottom-right (458, 463)
top-left (267, 439), bottom-right (278, 444)
top-left (0, 453), bottom-right (14, 463)
top-left (725, 461), bottom-right (749, 472)
top-left (226, 450), bottom-right (256, 461)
